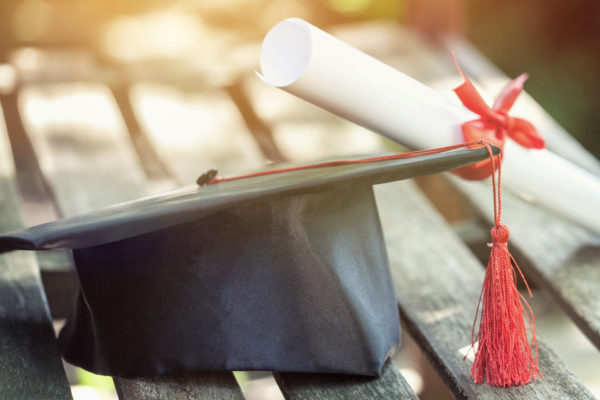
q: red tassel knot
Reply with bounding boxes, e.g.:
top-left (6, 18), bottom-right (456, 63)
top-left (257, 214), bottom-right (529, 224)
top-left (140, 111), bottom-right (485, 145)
top-left (490, 224), bottom-right (509, 244)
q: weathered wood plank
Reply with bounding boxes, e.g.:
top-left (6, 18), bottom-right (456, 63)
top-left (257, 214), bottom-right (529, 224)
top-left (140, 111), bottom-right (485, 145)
top-left (241, 64), bottom-right (388, 163)
top-left (15, 83), bottom-right (244, 398)
top-left (18, 82), bottom-right (149, 215)
top-left (225, 79), bottom-right (285, 163)
top-left (128, 83), bottom-right (265, 184)
top-left (375, 180), bottom-right (595, 399)
top-left (0, 251), bottom-right (72, 400)
top-left (110, 82), bottom-right (172, 184)
top-left (1, 90), bottom-right (77, 318)
top-left (114, 372), bottom-right (245, 400)
top-left (0, 91), bottom-right (60, 227)
top-left (274, 360), bottom-right (418, 400)
top-left (450, 176), bottom-right (600, 350)
top-left (0, 107), bottom-right (71, 399)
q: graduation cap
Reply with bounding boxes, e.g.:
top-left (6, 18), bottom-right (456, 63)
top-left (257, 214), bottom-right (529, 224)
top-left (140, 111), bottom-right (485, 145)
top-left (0, 146), bottom-right (497, 378)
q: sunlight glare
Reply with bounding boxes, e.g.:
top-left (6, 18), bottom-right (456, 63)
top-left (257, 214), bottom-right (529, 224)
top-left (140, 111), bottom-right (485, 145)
top-left (0, 107), bottom-right (16, 178)
top-left (131, 83), bottom-right (264, 181)
top-left (104, 11), bottom-right (205, 62)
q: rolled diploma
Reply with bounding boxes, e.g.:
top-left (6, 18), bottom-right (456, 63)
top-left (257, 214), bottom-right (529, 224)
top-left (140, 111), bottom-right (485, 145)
top-left (257, 18), bottom-right (600, 234)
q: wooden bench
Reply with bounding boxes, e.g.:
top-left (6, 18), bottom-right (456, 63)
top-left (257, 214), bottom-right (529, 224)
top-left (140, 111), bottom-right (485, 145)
top-left (0, 115), bottom-right (71, 399)
top-left (0, 21), bottom-right (597, 399)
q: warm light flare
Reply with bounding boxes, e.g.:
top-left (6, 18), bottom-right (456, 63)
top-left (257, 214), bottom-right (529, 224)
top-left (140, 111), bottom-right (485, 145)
top-left (130, 83), bottom-right (264, 181)
top-left (103, 11), bottom-right (205, 62)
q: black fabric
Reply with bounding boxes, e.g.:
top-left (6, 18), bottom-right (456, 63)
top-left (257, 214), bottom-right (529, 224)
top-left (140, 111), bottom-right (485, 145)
top-left (59, 187), bottom-right (400, 377)
top-left (0, 147), bottom-right (497, 251)
top-left (0, 148), bottom-right (498, 377)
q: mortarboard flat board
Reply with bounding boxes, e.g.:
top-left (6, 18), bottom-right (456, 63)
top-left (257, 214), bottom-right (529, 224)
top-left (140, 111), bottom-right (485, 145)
top-left (0, 146), bottom-right (498, 378)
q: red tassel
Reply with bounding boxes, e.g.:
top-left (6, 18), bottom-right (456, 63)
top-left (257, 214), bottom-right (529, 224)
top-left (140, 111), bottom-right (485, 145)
top-left (469, 146), bottom-right (541, 387)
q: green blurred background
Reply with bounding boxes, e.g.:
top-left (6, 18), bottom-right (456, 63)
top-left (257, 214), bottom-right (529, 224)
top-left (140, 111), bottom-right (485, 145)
top-left (468, 0), bottom-right (600, 158)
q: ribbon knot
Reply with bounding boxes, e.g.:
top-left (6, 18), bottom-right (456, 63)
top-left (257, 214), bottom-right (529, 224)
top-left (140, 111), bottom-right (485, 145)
top-left (491, 112), bottom-right (511, 130)
top-left (450, 53), bottom-right (545, 180)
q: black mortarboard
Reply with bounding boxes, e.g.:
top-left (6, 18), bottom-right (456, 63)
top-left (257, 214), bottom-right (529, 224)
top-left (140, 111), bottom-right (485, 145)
top-left (0, 146), bottom-right (496, 378)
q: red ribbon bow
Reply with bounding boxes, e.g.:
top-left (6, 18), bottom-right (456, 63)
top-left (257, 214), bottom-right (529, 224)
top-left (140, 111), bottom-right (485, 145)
top-left (451, 53), bottom-right (545, 180)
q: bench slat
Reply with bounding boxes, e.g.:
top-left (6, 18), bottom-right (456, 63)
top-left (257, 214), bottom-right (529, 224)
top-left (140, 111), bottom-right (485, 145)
top-left (2, 88), bottom-right (87, 320)
top-left (274, 361), bottom-right (418, 400)
top-left (128, 83), bottom-right (265, 183)
top-left (18, 83), bottom-right (149, 215)
top-left (0, 106), bottom-right (71, 399)
top-left (375, 180), bottom-right (595, 399)
top-left (0, 251), bottom-right (72, 400)
top-left (114, 373), bottom-right (244, 400)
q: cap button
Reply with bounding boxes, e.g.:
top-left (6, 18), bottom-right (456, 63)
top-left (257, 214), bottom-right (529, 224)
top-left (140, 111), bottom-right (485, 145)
top-left (196, 168), bottom-right (218, 186)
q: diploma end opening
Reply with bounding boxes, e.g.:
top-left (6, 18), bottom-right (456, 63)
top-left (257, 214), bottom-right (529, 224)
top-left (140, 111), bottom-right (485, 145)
top-left (259, 18), bottom-right (312, 87)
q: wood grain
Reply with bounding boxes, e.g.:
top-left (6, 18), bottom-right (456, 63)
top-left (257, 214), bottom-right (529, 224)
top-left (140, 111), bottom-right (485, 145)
top-left (17, 82), bottom-right (149, 216)
top-left (127, 83), bottom-right (265, 184)
top-left (375, 180), bottom-right (594, 399)
top-left (0, 111), bottom-right (71, 399)
top-left (1, 90), bottom-right (79, 319)
top-left (114, 372), bottom-right (244, 400)
top-left (225, 79), bottom-right (286, 163)
top-left (274, 361), bottom-right (418, 400)
top-left (110, 82), bottom-right (172, 183)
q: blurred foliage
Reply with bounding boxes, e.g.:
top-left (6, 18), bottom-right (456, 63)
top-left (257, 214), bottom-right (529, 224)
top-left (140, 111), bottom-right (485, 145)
top-left (466, 0), bottom-right (600, 158)
top-left (76, 368), bottom-right (115, 392)
top-left (233, 371), bottom-right (250, 387)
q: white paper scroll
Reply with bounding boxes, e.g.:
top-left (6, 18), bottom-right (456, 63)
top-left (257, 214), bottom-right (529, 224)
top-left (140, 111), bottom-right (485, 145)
top-left (257, 18), bottom-right (600, 234)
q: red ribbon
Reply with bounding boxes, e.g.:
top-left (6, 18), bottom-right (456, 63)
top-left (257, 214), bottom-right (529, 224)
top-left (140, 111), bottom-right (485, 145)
top-left (451, 53), bottom-right (545, 180)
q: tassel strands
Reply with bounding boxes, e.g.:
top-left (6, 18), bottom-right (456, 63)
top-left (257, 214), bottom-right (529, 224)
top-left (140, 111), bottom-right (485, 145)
top-left (469, 145), bottom-right (541, 387)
